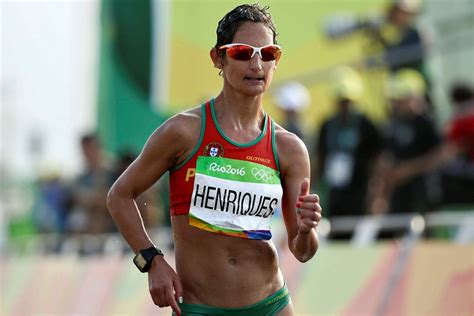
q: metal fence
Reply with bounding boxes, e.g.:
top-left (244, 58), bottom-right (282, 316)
top-left (3, 210), bottom-right (473, 258)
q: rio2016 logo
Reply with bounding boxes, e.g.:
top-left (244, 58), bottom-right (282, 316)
top-left (209, 162), bottom-right (246, 176)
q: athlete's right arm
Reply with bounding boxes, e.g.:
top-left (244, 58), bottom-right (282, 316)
top-left (106, 110), bottom-right (200, 315)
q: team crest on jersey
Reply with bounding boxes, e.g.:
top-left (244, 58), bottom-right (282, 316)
top-left (203, 142), bottom-right (224, 157)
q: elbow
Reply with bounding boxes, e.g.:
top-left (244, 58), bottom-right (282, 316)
top-left (107, 182), bottom-right (135, 216)
top-left (289, 244), bottom-right (318, 263)
top-left (289, 233), bottom-right (319, 263)
top-left (106, 185), bottom-right (121, 216)
top-left (295, 251), bottom-right (316, 263)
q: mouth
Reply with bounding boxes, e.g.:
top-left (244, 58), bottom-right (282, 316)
top-left (244, 76), bottom-right (265, 84)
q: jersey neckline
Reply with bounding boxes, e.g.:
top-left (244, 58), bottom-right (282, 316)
top-left (210, 98), bottom-right (268, 148)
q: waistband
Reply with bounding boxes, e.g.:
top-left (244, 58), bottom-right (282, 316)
top-left (174, 284), bottom-right (290, 316)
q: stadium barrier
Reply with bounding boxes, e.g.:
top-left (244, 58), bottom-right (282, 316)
top-left (1, 241), bottom-right (472, 315)
top-left (3, 210), bottom-right (473, 257)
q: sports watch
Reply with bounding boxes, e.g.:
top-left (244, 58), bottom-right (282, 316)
top-left (133, 246), bottom-right (164, 273)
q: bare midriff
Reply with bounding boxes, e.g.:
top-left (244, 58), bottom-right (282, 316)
top-left (171, 215), bottom-right (284, 307)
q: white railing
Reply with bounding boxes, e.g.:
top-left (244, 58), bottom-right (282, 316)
top-left (318, 210), bottom-right (474, 245)
top-left (2, 210), bottom-right (473, 256)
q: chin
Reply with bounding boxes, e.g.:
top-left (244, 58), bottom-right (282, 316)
top-left (241, 84), bottom-right (268, 96)
top-left (226, 81), bottom-right (268, 96)
top-left (242, 88), bottom-right (266, 97)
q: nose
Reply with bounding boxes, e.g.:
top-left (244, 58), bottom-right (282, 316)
top-left (249, 53), bottom-right (263, 71)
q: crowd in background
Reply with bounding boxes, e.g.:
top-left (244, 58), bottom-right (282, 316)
top-left (275, 67), bottom-right (474, 235)
top-left (33, 133), bottom-right (167, 254)
top-left (33, 75), bottom-right (474, 247)
top-left (274, 0), bottom-right (474, 239)
top-left (26, 0), bottom-right (474, 249)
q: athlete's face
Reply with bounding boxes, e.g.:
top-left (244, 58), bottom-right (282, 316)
top-left (212, 22), bottom-right (279, 97)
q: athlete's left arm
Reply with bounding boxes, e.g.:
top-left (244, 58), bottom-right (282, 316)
top-left (277, 129), bottom-right (322, 262)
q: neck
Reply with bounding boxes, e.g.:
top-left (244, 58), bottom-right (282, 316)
top-left (210, 90), bottom-right (266, 144)
top-left (213, 90), bottom-right (265, 128)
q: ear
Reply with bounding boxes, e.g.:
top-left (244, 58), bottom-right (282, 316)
top-left (210, 48), bottom-right (223, 69)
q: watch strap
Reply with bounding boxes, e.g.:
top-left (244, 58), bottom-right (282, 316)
top-left (133, 246), bottom-right (164, 273)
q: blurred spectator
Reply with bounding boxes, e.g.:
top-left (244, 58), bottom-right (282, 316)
top-left (374, 0), bottom-right (426, 74)
top-left (446, 84), bottom-right (474, 164)
top-left (370, 0), bottom-right (433, 107)
top-left (34, 169), bottom-right (70, 234)
top-left (114, 151), bottom-right (162, 228)
top-left (314, 67), bottom-right (384, 229)
top-left (68, 133), bottom-right (116, 239)
top-left (370, 69), bottom-right (442, 215)
top-left (440, 83), bottom-right (474, 204)
top-left (325, 0), bottom-right (425, 74)
top-left (274, 81), bottom-right (311, 139)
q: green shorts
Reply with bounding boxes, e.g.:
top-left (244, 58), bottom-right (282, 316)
top-left (173, 284), bottom-right (290, 316)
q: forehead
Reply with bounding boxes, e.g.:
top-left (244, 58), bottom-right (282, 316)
top-left (232, 22), bottom-right (274, 46)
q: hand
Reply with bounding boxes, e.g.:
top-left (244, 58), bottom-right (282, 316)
top-left (296, 178), bottom-right (322, 234)
top-left (148, 256), bottom-right (183, 316)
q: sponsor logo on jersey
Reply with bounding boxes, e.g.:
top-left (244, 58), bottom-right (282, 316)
top-left (245, 155), bottom-right (271, 164)
top-left (185, 168), bottom-right (196, 181)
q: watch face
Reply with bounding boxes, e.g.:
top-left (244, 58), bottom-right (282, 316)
top-left (134, 253), bottom-right (147, 269)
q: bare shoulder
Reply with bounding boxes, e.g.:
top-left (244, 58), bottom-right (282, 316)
top-left (149, 106), bottom-right (201, 141)
top-left (274, 123), bottom-right (309, 175)
top-left (274, 123), bottom-right (308, 159)
top-left (142, 105), bottom-right (203, 168)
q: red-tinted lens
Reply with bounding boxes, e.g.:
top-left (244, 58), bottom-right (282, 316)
top-left (261, 45), bottom-right (281, 62)
top-left (225, 45), bottom-right (254, 61)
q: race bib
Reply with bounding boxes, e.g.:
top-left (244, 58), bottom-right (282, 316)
top-left (189, 156), bottom-right (283, 240)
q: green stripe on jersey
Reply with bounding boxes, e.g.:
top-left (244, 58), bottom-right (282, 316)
top-left (196, 156), bottom-right (280, 185)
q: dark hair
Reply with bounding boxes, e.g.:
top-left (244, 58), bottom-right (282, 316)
top-left (450, 83), bottom-right (474, 105)
top-left (215, 3), bottom-right (278, 49)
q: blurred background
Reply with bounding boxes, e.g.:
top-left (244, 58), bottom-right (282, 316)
top-left (1, 0), bottom-right (473, 315)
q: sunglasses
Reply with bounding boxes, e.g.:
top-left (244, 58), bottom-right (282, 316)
top-left (218, 43), bottom-right (282, 62)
